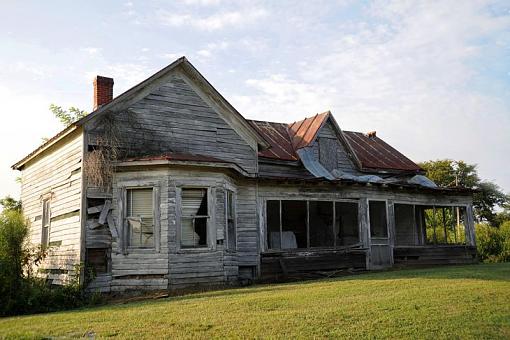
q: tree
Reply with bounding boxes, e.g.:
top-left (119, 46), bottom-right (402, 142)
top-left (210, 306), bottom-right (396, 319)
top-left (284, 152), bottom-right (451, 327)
top-left (419, 159), bottom-right (509, 226)
top-left (0, 196), bottom-right (21, 213)
top-left (49, 104), bottom-right (88, 127)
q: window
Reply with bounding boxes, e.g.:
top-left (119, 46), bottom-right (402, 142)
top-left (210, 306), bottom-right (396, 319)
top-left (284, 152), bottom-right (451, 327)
top-left (417, 205), bottom-right (467, 245)
top-left (369, 201), bottom-right (388, 238)
top-left (335, 202), bottom-right (359, 246)
top-left (126, 188), bottom-right (154, 248)
top-left (266, 199), bottom-right (359, 250)
top-left (309, 201), bottom-right (334, 247)
top-left (226, 190), bottom-right (236, 250)
top-left (181, 188), bottom-right (208, 248)
top-left (41, 199), bottom-right (50, 247)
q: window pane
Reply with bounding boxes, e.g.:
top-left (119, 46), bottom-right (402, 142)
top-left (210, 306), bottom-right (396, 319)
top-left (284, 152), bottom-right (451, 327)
top-left (370, 201), bottom-right (388, 238)
top-left (267, 200), bottom-right (280, 250)
top-left (41, 199), bottom-right (50, 246)
top-left (127, 188), bottom-right (154, 248)
top-left (309, 201), bottom-right (333, 247)
top-left (181, 189), bottom-right (208, 248)
top-left (395, 204), bottom-right (416, 246)
top-left (281, 201), bottom-right (307, 249)
top-left (335, 202), bottom-right (359, 246)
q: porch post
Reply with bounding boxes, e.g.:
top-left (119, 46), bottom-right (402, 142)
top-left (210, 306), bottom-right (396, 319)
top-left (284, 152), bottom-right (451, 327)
top-left (359, 198), bottom-right (371, 268)
top-left (387, 200), bottom-right (395, 266)
top-left (465, 204), bottom-right (476, 246)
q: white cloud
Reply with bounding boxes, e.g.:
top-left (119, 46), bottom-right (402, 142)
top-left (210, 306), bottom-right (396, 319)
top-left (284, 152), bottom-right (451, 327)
top-left (158, 8), bottom-right (268, 31)
top-left (181, 0), bottom-right (222, 5)
top-left (228, 0), bottom-right (510, 191)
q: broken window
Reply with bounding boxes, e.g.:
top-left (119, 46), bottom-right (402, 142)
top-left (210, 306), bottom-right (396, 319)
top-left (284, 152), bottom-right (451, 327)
top-left (126, 188), bottom-right (154, 248)
top-left (394, 204), bottom-right (417, 246)
top-left (369, 201), bottom-right (388, 238)
top-left (266, 199), bottom-right (359, 250)
top-left (267, 200), bottom-right (281, 249)
top-left (417, 205), bottom-right (467, 245)
top-left (282, 201), bottom-right (307, 249)
top-left (309, 201), bottom-right (334, 247)
top-left (226, 190), bottom-right (236, 251)
top-left (335, 202), bottom-right (359, 246)
top-left (181, 188), bottom-right (208, 248)
top-left (41, 199), bottom-right (51, 247)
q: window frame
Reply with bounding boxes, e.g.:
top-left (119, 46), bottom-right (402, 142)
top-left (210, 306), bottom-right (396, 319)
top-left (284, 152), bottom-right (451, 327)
top-left (125, 187), bottom-right (156, 249)
top-left (264, 198), bottom-right (361, 252)
top-left (120, 184), bottom-right (161, 254)
top-left (41, 198), bottom-right (51, 247)
top-left (178, 186), bottom-right (213, 250)
top-left (368, 200), bottom-right (389, 239)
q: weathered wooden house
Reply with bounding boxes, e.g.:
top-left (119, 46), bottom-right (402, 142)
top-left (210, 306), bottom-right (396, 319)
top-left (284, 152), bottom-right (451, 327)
top-left (12, 57), bottom-right (477, 292)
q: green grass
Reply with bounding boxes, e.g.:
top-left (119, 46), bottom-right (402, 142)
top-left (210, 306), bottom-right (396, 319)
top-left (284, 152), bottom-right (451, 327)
top-left (1, 263), bottom-right (510, 339)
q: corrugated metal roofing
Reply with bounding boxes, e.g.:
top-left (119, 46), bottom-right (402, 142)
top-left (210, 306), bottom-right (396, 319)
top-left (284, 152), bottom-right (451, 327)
top-left (247, 113), bottom-right (422, 173)
top-left (343, 131), bottom-right (422, 172)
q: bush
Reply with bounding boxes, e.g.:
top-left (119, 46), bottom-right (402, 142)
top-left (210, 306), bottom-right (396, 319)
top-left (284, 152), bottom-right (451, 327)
top-left (476, 221), bottom-right (510, 263)
top-left (0, 210), bottom-right (100, 316)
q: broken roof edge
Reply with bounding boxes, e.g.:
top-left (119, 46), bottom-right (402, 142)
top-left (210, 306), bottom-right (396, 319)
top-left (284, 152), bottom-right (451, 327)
top-left (12, 56), bottom-right (271, 170)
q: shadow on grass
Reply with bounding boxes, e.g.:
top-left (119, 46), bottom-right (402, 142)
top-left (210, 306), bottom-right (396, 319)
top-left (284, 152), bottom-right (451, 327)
top-left (4, 263), bottom-right (508, 319)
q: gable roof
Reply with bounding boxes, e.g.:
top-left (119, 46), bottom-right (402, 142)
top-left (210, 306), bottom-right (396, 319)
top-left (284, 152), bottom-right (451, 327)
top-left (343, 131), bottom-right (422, 172)
top-left (248, 112), bottom-right (422, 173)
top-left (12, 57), bottom-right (270, 170)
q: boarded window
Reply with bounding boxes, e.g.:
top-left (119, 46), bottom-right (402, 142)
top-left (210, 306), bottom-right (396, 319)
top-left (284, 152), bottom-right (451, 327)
top-left (319, 138), bottom-right (338, 171)
top-left (226, 190), bottom-right (236, 250)
top-left (126, 188), bottom-right (154, 248)
top-left (41, 199), bottom-right (51, 247)
top-left (370, 201), bottom-right (388, 238)
top-left (282, 201), bottom-right (307, 249)
top-left (309, 201), bottom-right (334, 247)
top-left (181, 188), bottom-right (208, 248)
top-left (335, 202), bottom-right (359, 246)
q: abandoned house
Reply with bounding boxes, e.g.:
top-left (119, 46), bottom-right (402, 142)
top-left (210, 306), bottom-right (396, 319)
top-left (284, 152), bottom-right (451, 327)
top-left (12, 57), bottom-right (477, 292)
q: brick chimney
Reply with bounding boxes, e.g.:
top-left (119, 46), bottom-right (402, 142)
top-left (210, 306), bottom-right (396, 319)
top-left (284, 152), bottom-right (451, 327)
top-left (93, 76), bottom-right (114, 110)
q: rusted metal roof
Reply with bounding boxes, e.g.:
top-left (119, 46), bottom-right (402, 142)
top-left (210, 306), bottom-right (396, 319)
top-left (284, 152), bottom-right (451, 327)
top-left (288, 112), bottom-right (330, 150)
top-left (248, 120), bottom-right (298, 161)
top-left (343, 131), bottom-right (422, 172)
top-left (248, 113), bottom-right (422, 173)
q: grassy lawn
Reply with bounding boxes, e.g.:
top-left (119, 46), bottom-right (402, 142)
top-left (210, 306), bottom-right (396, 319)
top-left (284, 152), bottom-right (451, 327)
top-left (1, 263), bottom-right (509, 339)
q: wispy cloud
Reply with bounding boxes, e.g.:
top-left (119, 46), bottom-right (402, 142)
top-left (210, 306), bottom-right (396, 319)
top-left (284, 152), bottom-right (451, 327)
top-left (158, 7), bottom-right (268, 31)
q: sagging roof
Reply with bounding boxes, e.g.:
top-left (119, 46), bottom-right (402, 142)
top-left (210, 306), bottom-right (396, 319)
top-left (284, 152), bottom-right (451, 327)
top-left (248, 112), bottom-right (422, 173)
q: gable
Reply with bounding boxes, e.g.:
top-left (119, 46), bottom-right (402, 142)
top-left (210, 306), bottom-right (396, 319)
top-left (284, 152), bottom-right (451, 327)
top-left (87, 73), bottom-right (259, 174)
top-left (309, 118), bottom-right (360, 175)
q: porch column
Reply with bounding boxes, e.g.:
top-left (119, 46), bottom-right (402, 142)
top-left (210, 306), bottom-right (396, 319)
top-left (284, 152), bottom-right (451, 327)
top-left (465, 204), bottom-right (476, 246)
top-left (359, 198), bottom-right (371, 268)
top-left (387, 200), bottom-right (395, 265)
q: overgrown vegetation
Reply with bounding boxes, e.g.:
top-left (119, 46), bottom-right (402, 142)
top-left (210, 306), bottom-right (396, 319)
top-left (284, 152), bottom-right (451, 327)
top-left (0, 205), bottom-right (98, 316)
top-left (476, 221), bottom-right (510, 263)
top-left (49, 104), bottom-right (88, 127)
top-left (419, 159), bottom-right (509, 226)
top-left (0, 264), bottom-right (509, 338)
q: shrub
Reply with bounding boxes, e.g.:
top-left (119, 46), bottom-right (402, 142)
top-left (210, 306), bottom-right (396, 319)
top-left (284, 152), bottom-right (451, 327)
top-left (0, 210), bottom-right (101, 316)
top-left (476, 221), bottom-right (510, 263)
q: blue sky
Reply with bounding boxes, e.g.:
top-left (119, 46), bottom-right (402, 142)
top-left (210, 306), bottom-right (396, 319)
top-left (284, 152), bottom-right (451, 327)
top-left (1, 0), bottom-right (509, 199)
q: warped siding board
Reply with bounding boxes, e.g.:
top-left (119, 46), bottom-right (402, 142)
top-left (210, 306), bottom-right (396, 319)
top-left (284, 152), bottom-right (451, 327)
top-left (89, 74), bottom-right (257, 174)
top-left (19, 131), bottom-right (83, 282)
top-left (394, 246), bottom-right (477, 266)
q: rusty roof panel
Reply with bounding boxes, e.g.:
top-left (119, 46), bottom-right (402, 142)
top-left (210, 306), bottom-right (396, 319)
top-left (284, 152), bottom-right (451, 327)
top-left (343, 131), bottom-right (422, 172)
top-left (288, 112), bottom-right (329, 150)
top-left (248, 120), bottom-right (298, 161)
